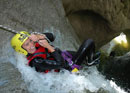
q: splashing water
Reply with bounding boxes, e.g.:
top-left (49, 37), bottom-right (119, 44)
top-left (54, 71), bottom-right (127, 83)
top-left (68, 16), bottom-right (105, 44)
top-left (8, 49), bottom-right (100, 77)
top-left (6, 52), bottom-right (126, 93)
top-left (0, 32), bottom-right (127, 93)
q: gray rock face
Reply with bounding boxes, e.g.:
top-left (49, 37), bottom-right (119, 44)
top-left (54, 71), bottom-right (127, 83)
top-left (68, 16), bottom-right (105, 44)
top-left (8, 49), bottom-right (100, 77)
top-left (0, 62), bottom-right (28, 93)
top-left (0, 0), bottom-right (79, 50)
top-left (0, 0), bottom-right (130, 92)
top-left (62, 0), bottom-right (130, 48)
top-left (0, 0), bottom-right (79, 92)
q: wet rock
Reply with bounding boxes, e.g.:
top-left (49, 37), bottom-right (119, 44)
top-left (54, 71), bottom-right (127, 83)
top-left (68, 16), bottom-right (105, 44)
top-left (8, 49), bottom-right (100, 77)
top-left (98, 52), bottom-right (130, 92)
top-left (0, 0), bottom-right (130, 92)
top-left (0, 62), bottom-right (28, 93)
top-left (0, 0), bottom-right (80, 51)
top-left (0, 0), bottom-right (80, 92)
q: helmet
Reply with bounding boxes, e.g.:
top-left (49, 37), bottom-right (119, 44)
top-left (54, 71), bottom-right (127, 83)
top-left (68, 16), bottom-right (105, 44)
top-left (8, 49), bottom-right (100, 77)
top-left (11, 31), bottom-right (30, 55)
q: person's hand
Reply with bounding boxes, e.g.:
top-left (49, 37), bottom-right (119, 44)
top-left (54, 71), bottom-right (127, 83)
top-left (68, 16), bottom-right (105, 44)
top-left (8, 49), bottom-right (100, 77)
top-left (29, 34), bottom-right (46, 42)
top-left (38, 39), bottom-right (55, 52)
top-left (38, 39), bottom-right (49, 48)
top-left (29, 34), bottom-right (39, 42)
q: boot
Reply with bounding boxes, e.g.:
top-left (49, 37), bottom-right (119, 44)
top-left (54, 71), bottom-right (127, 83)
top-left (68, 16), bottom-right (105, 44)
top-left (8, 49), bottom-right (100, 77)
top-left (87, 52), bottom-right (101, 66)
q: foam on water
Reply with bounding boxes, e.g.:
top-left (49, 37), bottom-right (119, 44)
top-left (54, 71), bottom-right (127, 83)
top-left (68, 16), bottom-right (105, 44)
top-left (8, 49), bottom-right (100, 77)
top-left (0, 34), bottom-right (126, 93)
top-left (8, 52), bottom-right (126, 93)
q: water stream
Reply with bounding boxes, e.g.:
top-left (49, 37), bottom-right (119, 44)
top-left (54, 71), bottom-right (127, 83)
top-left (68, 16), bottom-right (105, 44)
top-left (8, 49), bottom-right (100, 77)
top-left (0, 30), bottom-right (127, 93)
top-left (8, 52), bottom-right (126, 93)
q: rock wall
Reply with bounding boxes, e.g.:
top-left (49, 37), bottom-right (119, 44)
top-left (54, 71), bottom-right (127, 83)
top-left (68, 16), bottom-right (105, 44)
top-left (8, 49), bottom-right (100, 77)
top-left (0, 0), bottom-right (79, 51)
top-left (0, 63), bottom-right (28, 93)
top-left (0, 0), bottom-right (79, 92)
top-left (62, 0), bottom-right (130, 91)
top-left (99, 52), bottom-right (130, 92)
top-left (62, 0), bottom-right (130, 48)
top-left (1, 0), bottom-right (130, 92)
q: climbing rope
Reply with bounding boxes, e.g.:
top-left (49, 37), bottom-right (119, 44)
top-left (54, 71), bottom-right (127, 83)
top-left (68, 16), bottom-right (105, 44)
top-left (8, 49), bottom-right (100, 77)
top-left (0, 25), bottom-right (51, 43)
top-left (0, 25), bottom-right (18, 34)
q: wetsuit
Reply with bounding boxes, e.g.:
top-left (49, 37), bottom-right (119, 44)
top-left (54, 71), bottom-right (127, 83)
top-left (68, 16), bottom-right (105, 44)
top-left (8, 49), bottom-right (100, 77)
top-left (27, 33), bottom-right (95, 72)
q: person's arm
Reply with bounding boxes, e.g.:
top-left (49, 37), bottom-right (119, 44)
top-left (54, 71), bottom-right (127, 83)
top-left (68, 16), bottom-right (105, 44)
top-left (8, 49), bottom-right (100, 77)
top-left (30, 57), bottom-right (64, 72)
top-left (51, 48), bottom-right (65, 65)
top-left (29, 49), bottom-right (71, 72)
top-left (29, 33), bottom-right (55, 52)
top-left (50, 48), bottom-right (72, 70)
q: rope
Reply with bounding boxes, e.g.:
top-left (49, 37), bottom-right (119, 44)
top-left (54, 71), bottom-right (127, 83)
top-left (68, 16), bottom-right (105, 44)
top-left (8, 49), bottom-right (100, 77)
top-left (0, 25), bottom-right (18, 34)
top-left (32, 32), bottom-right (51, 43)
top-left (0, 25), bottom-right (51, 43)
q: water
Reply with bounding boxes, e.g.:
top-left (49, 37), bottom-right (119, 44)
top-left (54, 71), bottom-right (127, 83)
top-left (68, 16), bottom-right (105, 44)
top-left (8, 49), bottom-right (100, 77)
top-left (0, 80), bottom-right (8, 86)
top-left (6, 52), bottom-right (126, 93)
top-left (0, 33), bottom-right (127, 93)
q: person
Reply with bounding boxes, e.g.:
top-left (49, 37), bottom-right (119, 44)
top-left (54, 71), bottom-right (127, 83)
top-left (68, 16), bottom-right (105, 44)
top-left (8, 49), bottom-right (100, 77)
top-left (11, 31), bottom-right (100, 73)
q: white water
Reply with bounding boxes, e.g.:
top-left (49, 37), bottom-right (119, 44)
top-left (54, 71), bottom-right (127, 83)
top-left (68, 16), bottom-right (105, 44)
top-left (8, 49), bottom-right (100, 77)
top-left (0, 31), bottom-right (127, 93)
top-left (6, 51), bottom-right (125, 93)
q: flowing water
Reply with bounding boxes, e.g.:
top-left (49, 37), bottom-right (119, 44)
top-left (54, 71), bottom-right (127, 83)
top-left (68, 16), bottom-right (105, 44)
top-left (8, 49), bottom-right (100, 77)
top-left (0, 43), bottom-right (127, 93)
top-left (0, 29), bottom-right (127, 93)
top-left (10, 53), bottom-right (127, 93)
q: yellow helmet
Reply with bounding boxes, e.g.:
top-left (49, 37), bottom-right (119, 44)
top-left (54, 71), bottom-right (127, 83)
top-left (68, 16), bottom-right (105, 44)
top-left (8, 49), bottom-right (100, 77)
top-left (11, 31), bottom-right (30, 55)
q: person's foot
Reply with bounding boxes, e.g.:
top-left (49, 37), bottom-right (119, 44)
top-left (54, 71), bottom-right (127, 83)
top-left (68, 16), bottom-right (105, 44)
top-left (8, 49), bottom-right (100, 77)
top-left (87, 52), bottom-right (101, 66)
top-left (87, 58), bottom-right (100, 66)
top-left (93, 52), bottom-right (101, 60)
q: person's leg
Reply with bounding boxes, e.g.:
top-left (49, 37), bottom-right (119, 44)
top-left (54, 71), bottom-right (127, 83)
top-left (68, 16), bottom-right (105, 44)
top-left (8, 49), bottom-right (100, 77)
top-left (72, 39), bottom-right (95, 65)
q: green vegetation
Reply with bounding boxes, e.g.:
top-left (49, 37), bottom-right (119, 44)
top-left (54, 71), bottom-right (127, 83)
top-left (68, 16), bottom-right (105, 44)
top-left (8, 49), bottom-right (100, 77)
top-left (97, 51), bottom-right (109, 72)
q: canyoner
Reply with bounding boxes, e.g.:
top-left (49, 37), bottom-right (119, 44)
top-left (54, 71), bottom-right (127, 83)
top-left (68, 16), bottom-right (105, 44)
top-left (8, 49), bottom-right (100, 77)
top-left (1, 25), bottom-right (100, 73)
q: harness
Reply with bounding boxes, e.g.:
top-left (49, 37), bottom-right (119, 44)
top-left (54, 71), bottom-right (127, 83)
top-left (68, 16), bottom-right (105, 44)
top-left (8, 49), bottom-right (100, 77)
top-left (27, 43), bottom-right (59, 73)
top-left (61, 51), bottom-right (81, 71)
top-left (27, 46), bottom-right (53, 65)
top-left (27, 43), bottom-right (80, 73)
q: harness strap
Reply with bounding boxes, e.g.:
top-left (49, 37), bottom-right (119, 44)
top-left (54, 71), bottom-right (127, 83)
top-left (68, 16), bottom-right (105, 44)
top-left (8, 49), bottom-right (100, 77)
top-left (61, 51), bottom-right (81, 69)
top-left (33, 52), bottom-right (46, 56)
top-left (45, 48), bottom-right (51, 58)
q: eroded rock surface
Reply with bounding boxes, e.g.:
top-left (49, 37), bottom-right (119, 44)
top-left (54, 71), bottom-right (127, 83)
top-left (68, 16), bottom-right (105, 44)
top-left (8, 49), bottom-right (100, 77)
top-left (62, 0), bottom-right (130, 48)
top-left (0, 62), bottom-right (28, 93)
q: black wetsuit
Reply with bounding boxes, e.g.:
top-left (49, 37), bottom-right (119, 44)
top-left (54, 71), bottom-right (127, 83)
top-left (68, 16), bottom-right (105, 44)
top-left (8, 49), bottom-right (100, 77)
top-left (27, 33), bottom-right (95, 72)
